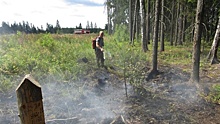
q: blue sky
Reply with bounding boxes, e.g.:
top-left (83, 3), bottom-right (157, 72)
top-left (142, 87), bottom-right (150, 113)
top-left (0, 0), bottom-right (107, 29)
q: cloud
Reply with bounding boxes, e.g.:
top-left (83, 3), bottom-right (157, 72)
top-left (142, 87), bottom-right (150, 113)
top-left (0, 0), bottom-right (107, 29)
top-left (65, 0), bottom-right (105, 6)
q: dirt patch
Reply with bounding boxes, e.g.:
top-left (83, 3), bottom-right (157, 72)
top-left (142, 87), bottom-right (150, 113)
top-left (124, 65), bottom-right (220, 124)
top-left (0, 65), bottom-right (219, 124)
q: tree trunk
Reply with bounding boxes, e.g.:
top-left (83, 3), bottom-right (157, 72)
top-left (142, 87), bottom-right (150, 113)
top-left (132, 0), bottom-right (138, 45)
top-left (107, 0), bottom-right (112, 35)
top-left (174, 1), bottom-right (179, 46)
top-left (129, 0), bottom-right (133, 44)
top-left (191, 20), bottom-right (195, 42)
top-left (160, 0), bottom-right (165, 51)
top-left (147, 0), bottom-right (161, 80)
top-left (136, 0), bottom-right (140, 42)
top-left (191, 0), bottom-right (204, 83)
top-left (182, 7), bottom-right (186, 43)
top-left (146, 0), bottom-right (150, 44)
top-left (178, 3), bottom-right (183, 45)
top-left (207, 16), bottom-right (220, 64)
top-left (140, 0), bottom-right (148, 52)
top-left (170, 0), bottom-right (175, 46)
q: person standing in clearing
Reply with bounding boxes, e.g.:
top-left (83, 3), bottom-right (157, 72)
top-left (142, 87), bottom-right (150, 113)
top-left (95, 31), bottom-right (105, 68)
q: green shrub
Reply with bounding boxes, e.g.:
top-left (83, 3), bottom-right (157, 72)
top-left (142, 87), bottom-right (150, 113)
top-left (113, 24), bottom-right (129, 42)
top-left (36, 33), bottom-right (56, 51)
top-left (206, 85), bottom-right (220, 104)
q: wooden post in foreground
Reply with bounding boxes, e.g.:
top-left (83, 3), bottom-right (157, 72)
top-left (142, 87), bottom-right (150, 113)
top-left (16, 74), bottom-right (45, 124)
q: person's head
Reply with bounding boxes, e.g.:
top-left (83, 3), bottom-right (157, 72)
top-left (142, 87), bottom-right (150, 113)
top-left (99, 31), bottom-right (104, 37)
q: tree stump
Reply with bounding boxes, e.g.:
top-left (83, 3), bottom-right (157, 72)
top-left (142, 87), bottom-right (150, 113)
top-left (16, 74), bottom-right (45, 124)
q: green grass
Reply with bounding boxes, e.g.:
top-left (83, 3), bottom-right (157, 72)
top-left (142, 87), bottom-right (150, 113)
top-left (0, 33), bottom-right (219, 98)
top-left (0, 33), bottom-right (98, 91)
top-left (206, 84), bottom-right (220, 104)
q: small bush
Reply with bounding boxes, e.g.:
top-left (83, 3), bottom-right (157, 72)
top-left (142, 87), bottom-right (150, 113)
top-left (113, 24), bottom-right (129, 42)
top-left (37, 33), bottom-right (56, 51)
top-left (206, 85), bottom-right (220, 104)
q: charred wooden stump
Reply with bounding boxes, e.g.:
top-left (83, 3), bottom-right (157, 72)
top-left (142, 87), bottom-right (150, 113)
top-left (16, 74), bottom-right (45, 124)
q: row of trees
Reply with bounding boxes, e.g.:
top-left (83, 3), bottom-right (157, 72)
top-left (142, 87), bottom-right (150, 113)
top-left (105, 0), bottom-right (219, 45)
top-left (0, 20), bottom-right (61, 34)
top-left (0, 20), bottom-right (105, 34)
top-left (0, 21), bottom-right (45, 34)
top-left (105, 0), bottom-right (220, 83)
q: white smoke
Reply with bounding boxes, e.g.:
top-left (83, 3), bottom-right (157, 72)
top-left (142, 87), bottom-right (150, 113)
top-left (41, 74), bottom-right (125, 123)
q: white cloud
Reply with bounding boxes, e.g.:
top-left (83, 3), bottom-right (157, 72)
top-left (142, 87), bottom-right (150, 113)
top-left (89, 0), bottom-right (105, 4)
top-left (0, 0), bottom-right (107, 29)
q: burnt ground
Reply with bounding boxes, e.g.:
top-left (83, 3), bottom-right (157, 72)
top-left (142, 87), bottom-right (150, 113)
top-left (0, 64), bottom-right (220, 124)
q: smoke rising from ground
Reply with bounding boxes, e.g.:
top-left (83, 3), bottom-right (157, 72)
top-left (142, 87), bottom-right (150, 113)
top-left (148, 69), bottom-right (202, 105)
top-left (0, 67), bottom-right (209, 123)
top-left (41, 73), bottom-right (126, 123)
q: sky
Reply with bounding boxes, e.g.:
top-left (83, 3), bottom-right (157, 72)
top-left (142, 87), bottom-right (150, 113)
top-left (0, 0), bottom-right (107, 29)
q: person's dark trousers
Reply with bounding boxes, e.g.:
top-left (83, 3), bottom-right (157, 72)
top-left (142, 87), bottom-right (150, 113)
top-left (96, 50), bottom-right (104, 67)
